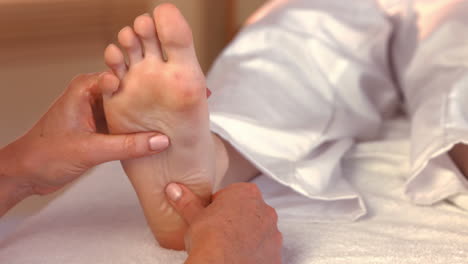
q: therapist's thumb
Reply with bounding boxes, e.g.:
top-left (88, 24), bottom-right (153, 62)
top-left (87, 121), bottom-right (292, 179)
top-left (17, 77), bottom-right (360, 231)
top-left (165, 183), bottom-right (205, 225)
top-left (86, 133), bottom-right (170, 165)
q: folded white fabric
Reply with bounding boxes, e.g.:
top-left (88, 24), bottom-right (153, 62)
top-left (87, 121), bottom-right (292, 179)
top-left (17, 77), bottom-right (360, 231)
top-left (261, 118), bottom-right (468, 263)
top-left (208, 0), bottom-right (468, 221)
top-left (208, 0), bottom-right (399, 222)
top-left (385, 0), bottom-right (468, 204)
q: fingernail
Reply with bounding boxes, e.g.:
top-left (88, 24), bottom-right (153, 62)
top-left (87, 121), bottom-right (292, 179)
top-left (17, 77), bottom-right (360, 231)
top-left (149, 135), bottom-right (169, 151)
top-left (166, 183), bottom-right (183, 202)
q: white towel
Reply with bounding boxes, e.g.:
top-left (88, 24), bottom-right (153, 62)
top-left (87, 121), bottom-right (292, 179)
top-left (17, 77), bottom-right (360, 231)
top-left (2, 118), bottom-right (468, 263)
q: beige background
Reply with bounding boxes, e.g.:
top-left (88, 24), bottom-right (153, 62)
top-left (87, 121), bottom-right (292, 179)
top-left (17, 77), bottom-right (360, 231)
top-left (0, 0), bottom-right (267, 146)
top-left (0, 0), bottom-right (266, 216)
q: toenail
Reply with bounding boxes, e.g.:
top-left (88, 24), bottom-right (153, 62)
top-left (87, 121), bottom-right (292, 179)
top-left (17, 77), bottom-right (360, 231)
top-left (166, 183), bottom-right (183, 202)
top-left (149, 135), bottom-right (170, 151)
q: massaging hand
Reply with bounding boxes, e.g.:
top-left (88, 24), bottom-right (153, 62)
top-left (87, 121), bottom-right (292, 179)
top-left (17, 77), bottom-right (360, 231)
top-left (0, 73), bottom-right (169, 196)
top-left (166, 182), bottom-right (283, 264)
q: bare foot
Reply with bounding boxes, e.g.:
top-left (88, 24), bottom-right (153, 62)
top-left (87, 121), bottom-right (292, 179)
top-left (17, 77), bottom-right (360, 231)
top-left (100, 4), bottom-right (216, 250)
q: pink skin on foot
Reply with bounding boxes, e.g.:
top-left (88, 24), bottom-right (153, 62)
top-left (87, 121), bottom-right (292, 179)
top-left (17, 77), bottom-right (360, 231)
top-left (100, 4), bottom-right (216, 250)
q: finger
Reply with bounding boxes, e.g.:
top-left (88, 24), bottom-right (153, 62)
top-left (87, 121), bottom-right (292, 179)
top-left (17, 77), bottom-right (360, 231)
top-left (165, 183), bottom-right (205, 225)
top-left (69, 73), bottom-right (101, 95)
top-left (97, 72), bottom-right (121, 98)
top-left (63, 73), bottom-right (102, 115)
top-left (66, 73), bottom-right (104, 106)
top-left (206, 87), bottom-right (211, 98)
top-left (85, 132), bottom-right (170, 166)
top-left (266, 205), bottom-right (279, 224)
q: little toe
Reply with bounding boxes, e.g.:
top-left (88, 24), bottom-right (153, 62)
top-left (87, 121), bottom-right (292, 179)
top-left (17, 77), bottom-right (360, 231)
top-left (134, 14), bottom-right (163, 60)
top-left (153, 4), bottom-right (197, 63)
top-left (104, 44), bottom-right (127, 79)
top-left (118, 26), bottom-right (144, 65)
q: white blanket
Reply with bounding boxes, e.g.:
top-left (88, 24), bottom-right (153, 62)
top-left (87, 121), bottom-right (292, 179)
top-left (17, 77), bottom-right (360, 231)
top-left (207, 0), bottom-right (468, 222)
top-left (2, 118), bottom-right (468, 263)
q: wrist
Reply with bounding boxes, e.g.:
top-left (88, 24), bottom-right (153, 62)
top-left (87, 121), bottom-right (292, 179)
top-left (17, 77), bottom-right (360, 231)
top-left (0, 140), bottom-right (35, 216)
top-left (0, 175), bottom-right (34, 216)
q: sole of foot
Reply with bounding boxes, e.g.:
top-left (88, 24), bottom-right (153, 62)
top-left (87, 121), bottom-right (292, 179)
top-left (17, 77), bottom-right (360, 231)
top-left (100, 3), bottom-right (216, 250)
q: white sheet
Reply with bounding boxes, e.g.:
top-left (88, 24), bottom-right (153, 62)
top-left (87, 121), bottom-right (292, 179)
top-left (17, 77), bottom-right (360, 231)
top-left (207, 0), bottom-right (468, 223)
top-left (208, 0), bottom-right (398, 221)
top-left (2, 118), bottom-right (468, 263)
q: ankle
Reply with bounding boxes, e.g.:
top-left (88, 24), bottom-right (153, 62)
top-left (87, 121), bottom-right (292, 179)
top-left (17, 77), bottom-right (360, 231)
top-left (212, 133), bottom-right (229, 189)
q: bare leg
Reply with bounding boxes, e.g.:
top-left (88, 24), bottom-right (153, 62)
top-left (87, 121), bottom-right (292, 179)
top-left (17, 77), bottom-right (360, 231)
top-left (213, 135), bottom-right (260, 189)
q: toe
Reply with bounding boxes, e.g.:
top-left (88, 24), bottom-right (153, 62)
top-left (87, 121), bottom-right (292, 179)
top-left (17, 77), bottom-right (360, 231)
top-left (153, 3), bottom-right (197, 63)
top-left (134, 14), bottom-right (163, 60)
top-left (98, 72), bottom-right (120, 98)
top-left (118, 26), bottom-right (144, 65)
top-left (104, 44), bottom-right (127, 79)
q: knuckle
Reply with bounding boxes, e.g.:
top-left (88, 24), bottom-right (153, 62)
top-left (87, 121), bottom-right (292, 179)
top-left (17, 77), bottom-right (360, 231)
top-left (123, 135), bottom-right (140, 158)
top-left (178, 197), bottom-right (195, 214)
top-left (245, 183), bottom-right (261, 197)
top-left (176, 194), bottom-right (204, 224)
top-left (268, 206), bottom-right (279, 223)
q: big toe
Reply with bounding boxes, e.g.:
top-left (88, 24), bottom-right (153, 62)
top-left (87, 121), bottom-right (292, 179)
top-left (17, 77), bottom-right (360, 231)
top-left (153, 3), bottom-right (197, 62)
